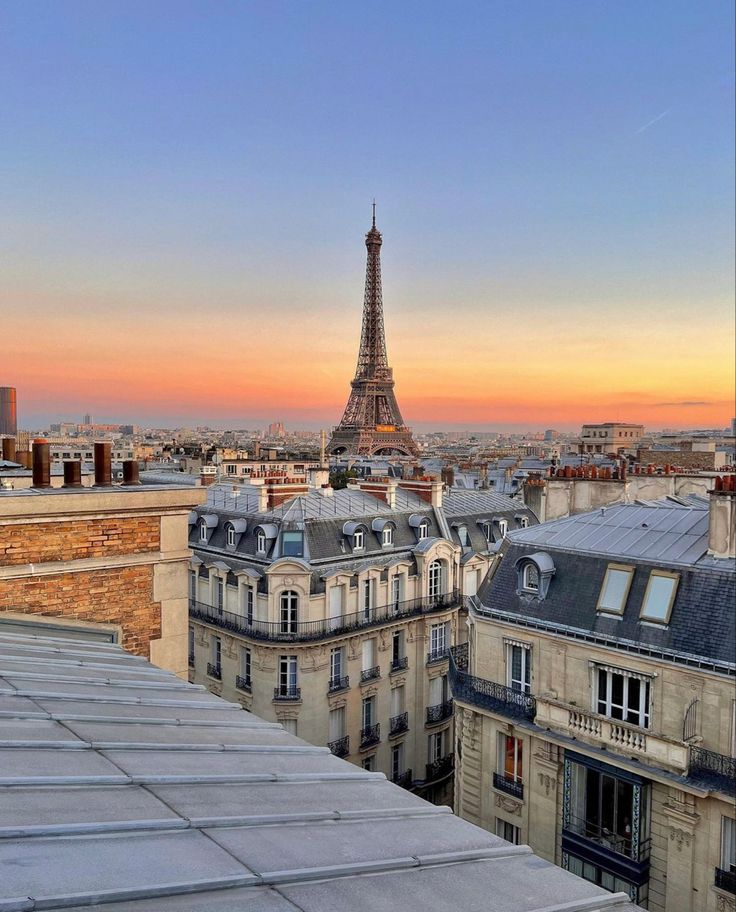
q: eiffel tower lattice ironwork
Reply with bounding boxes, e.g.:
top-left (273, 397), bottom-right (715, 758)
top-left (327, 209), bottom-right (418, 457)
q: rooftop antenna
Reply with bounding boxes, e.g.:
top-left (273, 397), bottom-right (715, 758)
top-left (372, 199), bottom-right (376, 228)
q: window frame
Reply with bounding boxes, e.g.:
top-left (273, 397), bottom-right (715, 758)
top-left (497, 732), bottom-right (523, 783)
top-left (256, 529), bottom-right (267, 554)
top-left (353, 528), bottom-right (364, 550)
top-left (596, 665), bottom-right (652, 729)
top-left (199, 521), bottom-right (208, 543)
top-left (506, 641), bottom-right (532, 694)
top-left (226, 525), bottom-right (236, 547)
top-left (382, 525), bottom-right (394, 547)
top-left (521, 562), bottom-right (539, 593)
top-left (279, 590), bottom-right (299, 634)
top-left (428, 560), bottom-right (443, 598)
top-left (281, 530), bottom-right (304, 557)
top-left (596, 563), bottom-right (635, 616)
top-left (640, 569), bottom-right (679, 625)
top-left (418, 520), bottom-right (429, 541)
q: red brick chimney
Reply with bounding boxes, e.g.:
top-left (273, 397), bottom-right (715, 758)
top-left (357, 477), bottom-right (397, 508)
top-left (397, 476), bottom-right (443, 508)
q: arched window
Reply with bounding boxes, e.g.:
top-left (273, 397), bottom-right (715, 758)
top-left (428, 560), bottom-right (443, 599)
top-left (280, 590), bottom-right (299, 634)
top-left (522, 563), bottom-right (539, 592)
top-left (418, 521), bottom-right (429, 541)
top-left (199, 521), bottom-right (208, 543)
top-left (353, 529), bottom-right (364, 550)
top-left (457, 525), bottom-right (469, 547)
top-left (382, 526), bottom-right (394, 546)
top-left (498, 520), bottom-right (508, 538)
top-left (256, 530), bottom-right (267, 554)
top-left (482, 522), bottom-right (493, 543)
top-left (226, 525), bottom-right (236, 547)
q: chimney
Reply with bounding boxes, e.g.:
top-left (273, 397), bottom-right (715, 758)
top-left (94, 442), bottom-right (112, 486)
top-left (397, 476), bottom-right (443, 508)
top-left (199, 466), bottom-right (217, 486)
top-left (258, 484), bottom-right (269, 511)
top-left (357, 477), bottom-right (397, 508)
top-left (1, 437), bottom-right (16, 463)
top-left (708, 476), bottom-right (736, 558)
top-left (265, 476), bottom-right (309, 508)
top-left (123, 460), bottom-right (140, 485)
top-left (63, 460), bottom-right (82, 488)
top-left (32, 439), bottom-right (51, 488)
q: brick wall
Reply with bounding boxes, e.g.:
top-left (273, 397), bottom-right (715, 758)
top-left (0, 565), bottom-right (160, 657)
top-left (0, 516), bottom-right (160, 567)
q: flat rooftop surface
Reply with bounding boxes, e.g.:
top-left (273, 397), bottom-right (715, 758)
top-left (0, 630), bottom-right (640, 911)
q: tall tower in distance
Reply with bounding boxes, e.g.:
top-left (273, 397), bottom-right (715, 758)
top-left (0, 387), bottom-right (17, 437)
top-left (327, 208), bottom-right (418, 457)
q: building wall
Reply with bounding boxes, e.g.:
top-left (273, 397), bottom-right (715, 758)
top-left (0, 487), bottom-right (205, 675)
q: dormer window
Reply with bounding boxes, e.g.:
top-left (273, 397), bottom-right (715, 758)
top-left (418, 520), bottom-right (429, 541)
top-left (199, 521), bottom-right (208, 543)
top-left (256, 530), bottom-right (267, 554)
top-left (353, 529), bottom-right (364, 550)
top-left (498, 520), bottom-right (508, 538)
top-left (382, 526), bottom-right (393, 547)
top-left (457, 525), bottom-right (469, 547)
top-left (226, 526), bottom-right (236, 547)
top-left (522, 563), bottom-right (539, 592)
top-left (281, 531), bottom-right (304, 557)
top-left (483, 522), bottom-right (493, 543)
top-left (519, 516), bottom-right (528, 529)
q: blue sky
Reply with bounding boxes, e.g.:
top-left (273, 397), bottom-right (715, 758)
top-left (1, 1), bottom-right (733, 430)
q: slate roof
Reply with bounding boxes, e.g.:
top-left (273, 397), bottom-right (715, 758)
top-left (0, 630), bottom-right (639, 912)
top-left (477, 502), bottom-right (736, 671)
top-left (442, 490), bottom-right (538, 553)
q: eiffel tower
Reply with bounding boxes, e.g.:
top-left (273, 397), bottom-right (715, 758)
top-left (327, 208), bottom-right (418, 457)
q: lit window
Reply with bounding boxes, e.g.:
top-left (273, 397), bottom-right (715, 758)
top-left (597, 564), bottom-right (634, 615)
top-left (199, 521), bottom-right (208, 543)
top-left (226, 526), bottom-right (236, 547)
top-left (596, 666), bottom-right (651, 728)
top-left (353, 529), bottom-right (364, 550)
top-left (418, 521), bottom-right (429, 540)
top-left (382, 526), bottom-right (393, 546)
top-left (521, 563), bottom-right (539, 592)
top-left (640, 571), bottom-right (678, 624)
top-left (497, 732), bottom-right (523, 784)
top-left (256, 530), bottom-right (267, 554)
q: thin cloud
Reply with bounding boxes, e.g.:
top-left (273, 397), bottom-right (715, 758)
top-left (652, 401), bottom-right (711, 407)
top-left (635, 109), bottom-right (670, 135)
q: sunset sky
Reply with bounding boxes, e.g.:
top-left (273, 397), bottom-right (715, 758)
top-left (1, 2), bottom-right (733, 432)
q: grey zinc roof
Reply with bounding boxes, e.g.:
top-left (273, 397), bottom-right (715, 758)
top-left (0, 630), bottom-right (639, 912)
top-left (443, 489), bottom-right (530, 516)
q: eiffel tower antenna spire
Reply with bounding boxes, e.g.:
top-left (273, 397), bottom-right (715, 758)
top-left (326, 212), bottom-right (418, 457)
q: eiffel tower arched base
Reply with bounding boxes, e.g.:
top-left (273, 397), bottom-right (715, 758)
top-left (327, 427), bottom-right (418, 458)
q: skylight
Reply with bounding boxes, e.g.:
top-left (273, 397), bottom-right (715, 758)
top-left (596, 564), bottom-right (634, 615)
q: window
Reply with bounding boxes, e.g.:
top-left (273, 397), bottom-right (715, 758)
top-left (497, 520), bottom-right (508, 538)
top-left (483, 522), bottom-right (493, 543)
top-left (597, 564), bottom-right (634, 615)
top-left (189, 570), bottom-right (197, 603)
top-left (721, 816), bottom-right (736, 875)
top-left (382, 526), bottom-right (393, 546)
top-left (210, 636), bottom-right (221, 671)
top-left (391, 684), bottom-right (405, 717)
top-left (428, 730), bottom-right (445, 762)
top-left (362, 578), bottom-right (373, 619)
top-left (391, 574), bottom-right (401, 610)
top-left (239, 647), bottom-right (251, 687)
top-left (457, 525), bottom-right (469, 547)
top-left (506, 642), bottom-right (531, 694)
top-left (428, 560), bottom-right (443, 598)
top-left (640, 570), bottom-right (678, 623)
top-left (330, 646), bottom-right (344, 686)
top-left (495, 819), bottom-right (520, 844)
top-left (216, 578), bottom-right (224, 614)
top-left (199, 521), bottom-right (208, 543)
top-left (226, 464), bottom-right (236, 475)
top-left (188, 628), bottom-right (195, 665)
top-left (596, 666), bottom-right (651, 728)
top-left (429, 674), bottom-right (448, 706)
top-left (226, 526), bottom-right (236, 547)
top-left (281, 531), bottom-right (303, 557)
top-left (361, 755), bottom-right (375, 771)
top-left (329, 706), bottom-right (345, 741)
top-left (497, 733), bottom-right (523, 784)
top-left (279, 591), bottom-right (298, 634)
top-left (278, 655), bottom-right (297, 696)
top-left (362, 638), bottom-right (376, 671)
top-left (353, 529), bottom-right (364, 550)
top-left (282, 718), bottom-right (297, 736)
top-left (256, 530), bottom-right (267, 554)
top-left (521, 562), bottom-right (539, 593)
top-left (519, 516), bottom-right (529, 529)
top-left (246, 587), bottom-right (254, 625)
top-left (391, 630), bottom-right (404, 668)
top-left (391, 743), bottom-right (404, 780)
top-left (362, 695), bottom-right (375, 729)
top-left (418, 520), bottom-right (429, 541)
top-left (430, 622), bottom-right (448, 658)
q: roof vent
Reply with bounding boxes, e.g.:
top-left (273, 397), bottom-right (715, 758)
top-left (600, 507), bottom-right (606, 516)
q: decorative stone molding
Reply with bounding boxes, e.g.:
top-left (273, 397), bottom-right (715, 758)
top-left (494, 794), bottom-right (522, 816)
top-left (669, 827), bottom-right (692, 852)
top-left (715, 893), bottom-right (736, 912)
top-left (538, 772), bottom-right (557, 797)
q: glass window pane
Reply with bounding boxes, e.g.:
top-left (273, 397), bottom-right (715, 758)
top-left (599, 568), bottom-right (631, 612)
top-left (642, 574), bottom-right (677, 621)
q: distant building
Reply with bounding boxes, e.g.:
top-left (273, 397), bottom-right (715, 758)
top-left (544, 429), bottom-right (559, 441)
top-left (268, 421), bottom-right (285, 438)
top-left (83, 413), bottom-right (93, 425)
top-left (452, 489), bottom-right (736, 909)
top-left (580, 423), bottom-right (644, 455)
top-left (0, 387), bottom-right (17, 437)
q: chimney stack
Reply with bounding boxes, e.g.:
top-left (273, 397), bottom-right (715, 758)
top-left (94, 442), bottom-right (112, 486)
top-left (63, 461), bottom-right (82, 488)
top-left (123, 460), bottom-right (140, 485)
top-left (708, 476), bottom-right (736, 558)
top-left (1, 437), bottom-right (16, 463)
top-left (32, 439), bottom-right (51, 488)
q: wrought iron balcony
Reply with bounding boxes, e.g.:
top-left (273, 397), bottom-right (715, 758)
top-left (328, 735), bottom-right (350, 758)
top-left (389, 712), bottom-right (409, 736)
top-left (426, 647), bottom-right (449, 665)
top-left (360, 666), bottom-right (380, 683)
top-left (273, 685), bottom-right (301, 702)
top-left (689, 746), bottom-right (736, 796)
top-left (426, 701), bottom-right (454, 725)
top-left (235, 675), bottom-right (251, 692)
top-left (493, 772), bottom-right (524, 800)
top-left (390, 656), bottom-right (409, 674)
top-left (715, 867), bottom-right (736, 895)
top-left (425, 754), bottom-right (454, 782)
top-left (452, 642), bottom-right (469, 671)
top-left (360, 723), bottom-right (380, 748)
top-left (392, 769), bottom-right (413, 789)
top-left (189, 590), bottom-right (459, 644)
top-left (448, 647), bottom-right (536, 721)
top-left (328, 675), bottom-right (349, 693)
top-left (206, 662), bottom-right (221, 680)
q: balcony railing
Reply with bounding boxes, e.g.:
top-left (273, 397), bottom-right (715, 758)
top-left (328, 675), bottom-right (349, 693)
top-left (425, 754), bottom-right (454, 782)
top-left (360, 666), bottom-right (380, 683)
top-left (448, 647), bottom-right (536, 721)
top-left (715, 867), bottom-right (736, 895)
top-left (235, 675), bottom-right (251, 692)
top-left (563, 813), bottom-right (651, 863)
top-left (189, 590), bottom-right (459, 644)
top-left (427, 647), bottom-right (449, 665)
top-left (493, 772), bottom-right (524, 800)
top-left (452, 642), bottom-right (469, 671)
top-left (389, 712), bottom-right (409, 736)
top-left (390, 656), bottom-right (409, 674)
top-left (328, 735), bottom-right (350, 758)
top-left (689, 746), bottom-right (736, 795)
top-left (206, 662), bottom-right (221, 680)
top-left (360, 723), bottom-right (381, 748)
top-left (426, 701), bottom-right (454, 725)
top-left (273, 686), bottom-right (301, 702)
top-left (392, 769), bottom-right (413, 789)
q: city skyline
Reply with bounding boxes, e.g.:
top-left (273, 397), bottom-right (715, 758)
top-left (2, 2), bottom-right (734, 430)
